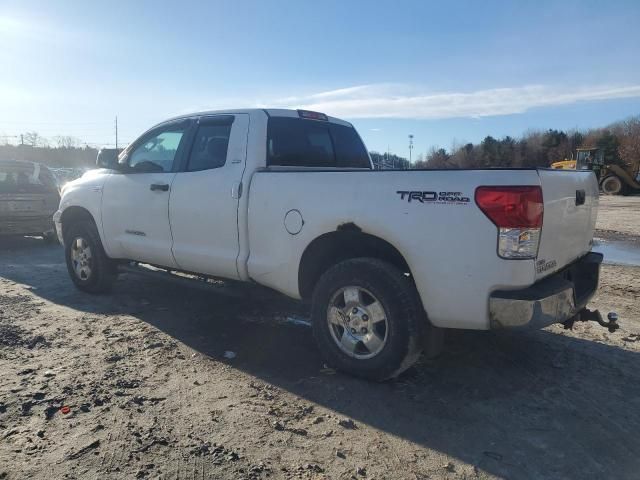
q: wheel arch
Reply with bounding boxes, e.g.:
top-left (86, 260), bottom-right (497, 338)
top-left (60, 206), bottom-right (99, 242)
top-left (298, 226), bottom-right (414, 300)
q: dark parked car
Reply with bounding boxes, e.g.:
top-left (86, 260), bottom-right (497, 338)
top-left (0, 160), bottom-right (60, 242)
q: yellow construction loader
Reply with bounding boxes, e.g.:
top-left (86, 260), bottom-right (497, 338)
top-left (551, 147), bottom-right (640, 195)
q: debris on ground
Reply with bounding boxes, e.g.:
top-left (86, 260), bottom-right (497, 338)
top-left (338, 418), bottom-right (357, 429)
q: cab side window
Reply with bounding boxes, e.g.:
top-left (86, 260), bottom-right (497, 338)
top-left (127, 126), bottom-right (186, 173)
top-left (186, 122), bottom-right (232, 171)
top-left (267, 118), bottom-right (334, 167)
top-left (267, 117), bottom-right (370, 168)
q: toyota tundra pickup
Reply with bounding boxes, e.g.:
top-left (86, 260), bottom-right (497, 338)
top-left (54, 109), bottom-right (615, 380)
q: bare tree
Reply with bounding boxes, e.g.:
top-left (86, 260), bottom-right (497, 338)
top-left (613, 117), bottom-right (640, 171)
top-left (22, 131), bottom-right (48, 147)
top-left (424, 147), bottom-right (452, 169)
top-left (0, 132), bottom-right (13, 145)
top-left (53, 135), bottom-right (81, 148)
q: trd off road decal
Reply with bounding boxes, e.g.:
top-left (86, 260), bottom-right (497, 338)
top-left (397, 191), bottom-right (470, 205)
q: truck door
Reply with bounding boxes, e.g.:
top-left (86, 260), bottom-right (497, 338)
top-left (101, 120), bottom-right (191, 267)
top-left (169, 114), bottom-right (249, 279)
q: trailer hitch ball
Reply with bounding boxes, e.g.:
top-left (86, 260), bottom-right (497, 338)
top-left (605, 312), bottom-right (619, 333)
top-left (583, 309), bottom-right (620, 333)
top-left (563, 309), bottom-right (620, 333)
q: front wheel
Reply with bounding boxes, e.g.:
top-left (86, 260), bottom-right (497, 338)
top-left (311, 258), bottom-right (425, 381)
top-left (64, 221), bottom-right (117, 293)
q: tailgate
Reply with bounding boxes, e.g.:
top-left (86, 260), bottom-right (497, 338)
top-left (535, 169), bottom-right (599, 280)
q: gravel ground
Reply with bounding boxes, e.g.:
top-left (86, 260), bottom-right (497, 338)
top-left (595, 193), bottom-right (640, 242)
top-left (1, 195), bottom-right (639, 479)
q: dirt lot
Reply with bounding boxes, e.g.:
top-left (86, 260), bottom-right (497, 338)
top-left (595, 194), bottom-right (640, 241)
top-left (1, 196), bottom-right (639, 480)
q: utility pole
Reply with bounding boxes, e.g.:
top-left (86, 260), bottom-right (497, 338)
top-left (408, 134), bottom-right (414, 165)
top-left (115, 116), bottom-right (118, 150)
top-left (20, 134), bottom-right (24, 146)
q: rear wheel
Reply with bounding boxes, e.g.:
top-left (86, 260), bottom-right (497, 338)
top-left (601, 175), bottom-right (625, 195)
top-left (64, 221), bottom-right (117, 293)
top-left (311, 258), bottom-right (425, 381)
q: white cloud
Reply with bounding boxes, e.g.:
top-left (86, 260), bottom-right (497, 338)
top-left (270, 84), bottom-right (640, 120)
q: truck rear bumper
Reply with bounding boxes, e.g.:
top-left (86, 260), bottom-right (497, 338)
top-left (489, 252), bottom-right (602, 329)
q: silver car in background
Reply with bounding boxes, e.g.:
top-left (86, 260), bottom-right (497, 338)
top-left (0, 160), bottom-right (60, 242)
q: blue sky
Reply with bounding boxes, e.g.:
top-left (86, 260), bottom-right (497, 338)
top-left (1, 0), bottom-right (639, 158)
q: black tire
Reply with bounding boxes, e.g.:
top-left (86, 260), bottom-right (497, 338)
top-left (64, 220), bottom-right (117, 293)
top-left (600, 175), bottom-right (625, 195)
top-left (311, 258), bottom-right (425, 381)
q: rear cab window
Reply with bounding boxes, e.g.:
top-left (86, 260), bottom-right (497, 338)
top-left (267, 116), bottom-right (371, 169)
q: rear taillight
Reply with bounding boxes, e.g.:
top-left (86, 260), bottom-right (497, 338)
top-left (475, 186), bottom-right (543, 259)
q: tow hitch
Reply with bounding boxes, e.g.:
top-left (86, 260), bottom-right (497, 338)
top-left (564, 309), bottom-right (619, 333)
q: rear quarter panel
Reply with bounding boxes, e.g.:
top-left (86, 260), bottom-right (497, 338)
top-left (247, 169), bottom-right (542, 330)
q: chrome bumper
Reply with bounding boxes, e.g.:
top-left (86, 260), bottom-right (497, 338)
top-left (489, 252), bottom-right (603, 329)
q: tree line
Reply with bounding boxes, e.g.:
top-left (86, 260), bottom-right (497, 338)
top-left (414, 115), bottom-right (640, 170)
top-left (0, 143), bottom-right (99, 169)
top-left (2, 115), bottom-right (638, 171)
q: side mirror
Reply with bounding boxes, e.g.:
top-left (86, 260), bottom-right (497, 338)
top-left (96, 148), bottom-right (122, 169)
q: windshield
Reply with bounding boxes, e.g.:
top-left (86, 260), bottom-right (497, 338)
top-left (576, 150), bottom-right (604, 169)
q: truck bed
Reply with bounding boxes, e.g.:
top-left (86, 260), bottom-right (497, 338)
top-left (246, 168), bottom-right (598, 330)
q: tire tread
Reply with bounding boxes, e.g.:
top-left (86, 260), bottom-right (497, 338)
top-left (64, 220), bottom-right (117, 294)
top-left (311, 258), bottom-right (425, 381)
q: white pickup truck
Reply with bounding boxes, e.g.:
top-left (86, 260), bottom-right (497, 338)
top-left (54, 109), bottom-right (615, 380)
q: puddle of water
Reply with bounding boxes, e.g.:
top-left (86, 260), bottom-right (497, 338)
top-left (592, 238), bottom-right (640, 266)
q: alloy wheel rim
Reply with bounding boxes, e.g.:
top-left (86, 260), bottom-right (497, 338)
top-left (70, 236), bottom-right (93, 281)
top-left (327, 286), bottom-right (388, 359)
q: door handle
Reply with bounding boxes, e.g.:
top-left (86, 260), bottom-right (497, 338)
top-left (150, 183), bottom-right (170, 192)
top-left (231, 181), bottom-right (243, 199)
top-left (575, 189), bottom-right (586, 206)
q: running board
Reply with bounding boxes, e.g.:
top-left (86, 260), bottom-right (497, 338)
top-left (118, 262), bottom-right (248, 298)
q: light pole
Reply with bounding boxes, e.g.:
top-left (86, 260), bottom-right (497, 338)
top-left (408, 134), bottom-right (414, 165)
